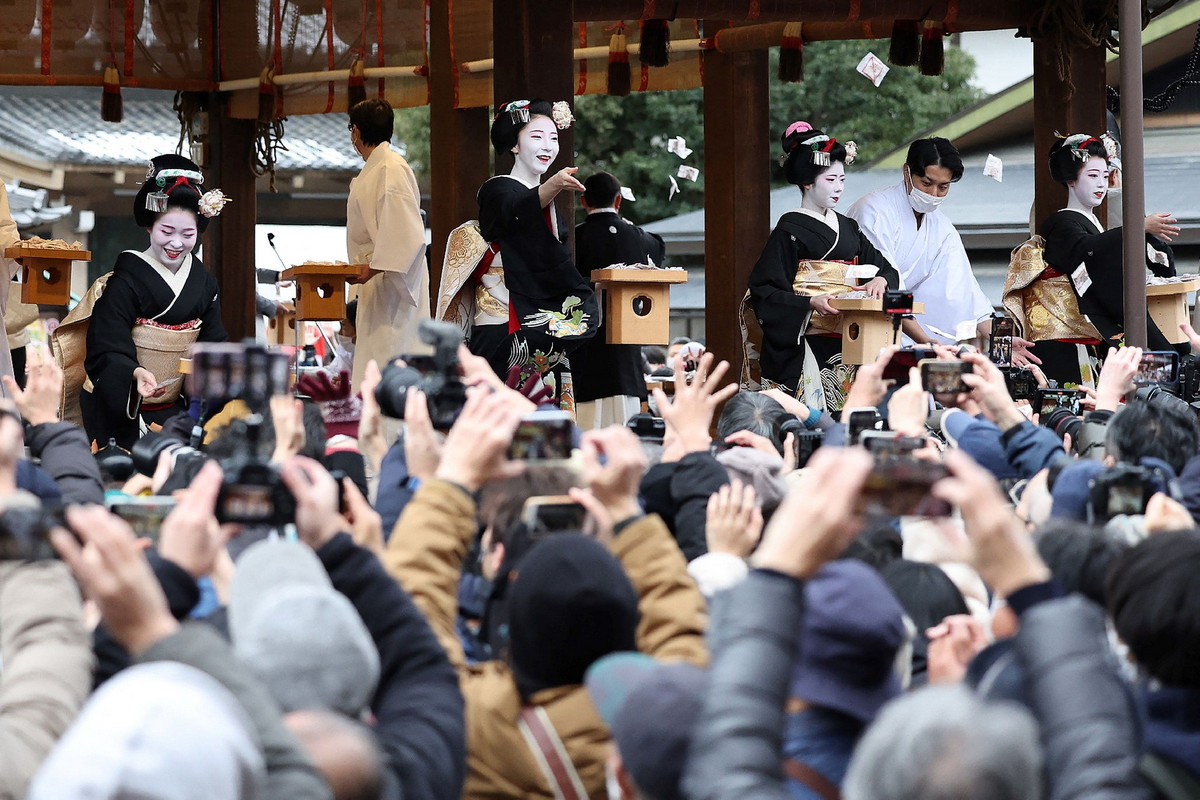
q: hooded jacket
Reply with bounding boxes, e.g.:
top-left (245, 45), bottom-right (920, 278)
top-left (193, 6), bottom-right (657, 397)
top-left (385, 480), bottom-right (707, 799)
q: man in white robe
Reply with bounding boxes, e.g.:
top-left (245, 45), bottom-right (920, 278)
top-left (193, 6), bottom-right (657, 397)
top-left (847, 138), bottom-right (993, 347)
top-left (346, 98), bottom-right (430, 391)
top-left (0, 184), bottom-right (21, 397)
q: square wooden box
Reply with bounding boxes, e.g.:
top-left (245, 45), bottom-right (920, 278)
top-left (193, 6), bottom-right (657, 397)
top-left (829, 296), bottom-right (926, 365)
top-left (267, 307), bottom-right (298, 345)
top-left (591, 268), bottom-right (688, 345)
top-left (4, 244), bottom-right (90, 305)
top-left (1146, 279), bottom-right (1200, 345)
top-left (280, 263), bottom-right (361, 321)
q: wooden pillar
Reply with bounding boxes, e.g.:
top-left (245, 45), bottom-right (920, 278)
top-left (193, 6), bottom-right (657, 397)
top-left (702, 28), bottom-right (770, 378)
top-left (205, 104), bottom-right (258, 342)
top-left (1032, 38), bottom-right (1107, 232)
top-left (493, 0), bottom-right (577, 251)
top-left (429, 0), bottom-right (490, 307)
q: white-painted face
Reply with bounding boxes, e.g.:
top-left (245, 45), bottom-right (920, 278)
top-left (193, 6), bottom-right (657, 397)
top-left (804, 161), bottom-right (846, 211)
top-left (512, 115), bottom-right (560, 177)
top-left (149, 209), bottom-right (198, 267)
top-left (1068, 156), bottom-right (1109, 209)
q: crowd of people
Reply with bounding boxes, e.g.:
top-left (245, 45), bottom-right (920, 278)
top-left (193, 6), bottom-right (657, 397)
top-left (2, 96), bottom-right (1200, 800)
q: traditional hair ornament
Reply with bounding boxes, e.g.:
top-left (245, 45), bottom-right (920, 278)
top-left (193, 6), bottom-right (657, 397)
top-left (198, 189), bottom-right (230, 218)
top-left (144, 166), bottom-right (206, 213)
top-left (1061, 132), bottom-right (1101, 163)
top-left (844, 141), bottom-right (859, 166)
top-left (802, 134), bottom-right (834, 167)
top-left (1100, 132), bottom-right (1121, 162)
top-left (499, 100), bottom-right (531, 124)
top-left (551, 100), bottom-right (575, 130)
top-left (785, 120), bottom-right (814, 138)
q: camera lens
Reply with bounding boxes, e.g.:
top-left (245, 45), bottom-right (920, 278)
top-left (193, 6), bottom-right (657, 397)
top-left (374, 364), bottom-right (425, 419)
top-left (1041, 407), bottom-right (1081, 446)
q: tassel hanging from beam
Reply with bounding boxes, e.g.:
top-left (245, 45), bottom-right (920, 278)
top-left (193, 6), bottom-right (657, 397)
top-left (919, 20), bottom-right (945, 76)
top-left (257, 65), bottom-right (277, 123)
top-left (101, 64), bottom-right (123, 123)
top-left (347, 54), bottom-right (366, 109)
top-left (607, 28), bottom-right (631, 96)
top-left (639, 19), bottom-right (670, 67)
top-left (778, 22), bottom-right (803, 83)
top-left (888, 19), bottom-right (920, 67)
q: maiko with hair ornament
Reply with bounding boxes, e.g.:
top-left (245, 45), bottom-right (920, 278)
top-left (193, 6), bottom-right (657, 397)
top-left (435, 99), bottom-right (598, 411)
top-left (742, 121), bottom-right (899, 412)
top-left (54, 153), bottom-right (230, 447)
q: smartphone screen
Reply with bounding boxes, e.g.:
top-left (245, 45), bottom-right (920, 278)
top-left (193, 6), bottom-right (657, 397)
top-left (508, 411), bottom-right (575, 461)
top-left (859, 431), bottom-right (926, 456)
top-left (1135, 351), bottom-right (1180, 385)
top-left (1034, 388), bottom-right (1086, 417)
top-left (106, 496), bottom-right (178, 543)
top-left (844, 408), bottom-right (879, 444)
top-left (990, 316), bottom-right (1014, 367)
top-left (857, 459), bottom-right (952, 518)
top-left (919, 359), bottom-right (970, 394)
top-left (521, 495), bottom-right (587, 537)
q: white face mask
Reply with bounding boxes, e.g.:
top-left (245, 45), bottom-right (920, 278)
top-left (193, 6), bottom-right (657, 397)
top-left (906, 181), bottom-right (945, 214)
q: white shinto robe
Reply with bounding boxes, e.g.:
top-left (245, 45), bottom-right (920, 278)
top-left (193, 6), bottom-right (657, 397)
top-left (847, 181), bottom-right (993, 344)
top-left (346, 141), bottom-right (431, 390)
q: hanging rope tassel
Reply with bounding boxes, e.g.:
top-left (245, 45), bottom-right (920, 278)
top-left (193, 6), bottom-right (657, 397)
top-left (257, 65), bottom-right (277, 123)
top-left (920, 20), bottom-right (945, 76)
top-left (888, 19), bottom-right (921, 67)
top-left (778, 22), bottom-right (804, 83)
top-left (607, 29), bottom-right (631, 96)
top-left (101, 64), bottom-right (123, 123)
top-left (639, 18), bottom-right (671, 67)
top-left (347, 53), bottom-right (366, 109)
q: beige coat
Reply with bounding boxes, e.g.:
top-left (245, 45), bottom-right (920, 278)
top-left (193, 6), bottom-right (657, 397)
top-left (385, 481), bottom-right (708, 799)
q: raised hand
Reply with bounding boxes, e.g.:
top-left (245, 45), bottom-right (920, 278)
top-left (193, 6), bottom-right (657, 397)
top-left (434, 387), bottom-right (526, 492)
top-left (2, 346), bottom-right (62, 425)
top-left (652, 351), bottom-right (739, 458)
top-left (705, 480), bottom-right (764, 558)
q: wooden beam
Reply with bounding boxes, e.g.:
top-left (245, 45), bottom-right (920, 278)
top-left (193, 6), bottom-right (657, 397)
top-left (574, 0), bottom-right (1032, 29)
top-left (702, 26), bottom-right (770, 380)
top-left (1031, 38), bottom-right (1106, 238)
top-left (205, 105), bottom-right (258, 343)
top-left (429, 0), bottom-right (490, 309)
top-left (493, 0), bottom-right (577, 252)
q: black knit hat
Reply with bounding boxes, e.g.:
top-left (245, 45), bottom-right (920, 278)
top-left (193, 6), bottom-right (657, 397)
top-left (507, 534), bottom-right (640, 699)
top-left (133, 154), bottom-right (211, 232)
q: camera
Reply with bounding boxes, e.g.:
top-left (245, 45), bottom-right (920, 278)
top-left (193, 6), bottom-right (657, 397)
top-left (627, 412), bottom-right (666, 442)
top-left (1087, 462), bottom-right (1175, 522)
top-left (1002, 367), bottom-right (1038, 401)
top-left (215, 415), bottom-right (296, 527)
top-left (375, 320), bottom-right (468, 430)
top-left (521, 495), bottom-right (587, 538)
top-left (190, 341), bottom-right (290, 409)
top-left (882, 290), bottom-right (914, 315)
top-left (857, 458), bottom-right (952, 519)
top-left (1134, 350), bottom-right (1180, 386)
top-left (780, 417), bottom-right (823, 468)
top-left (1040, 405), bottom-right (1082, 445)
top-left (130, 431), bottom-right (206, 478)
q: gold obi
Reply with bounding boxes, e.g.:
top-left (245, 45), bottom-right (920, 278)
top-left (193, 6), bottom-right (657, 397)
top-left (474, 265), bottom-right (509, 320)
top-left (129, 319), bottom-right (202, 405)
top-left (1002, 237), bottom-right (1101, 342)
top-left (792, 259), bottom-right (859, 335)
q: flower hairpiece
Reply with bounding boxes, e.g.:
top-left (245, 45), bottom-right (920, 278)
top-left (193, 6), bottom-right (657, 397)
top-left (198, 189), bottom-right (230, 218)
top-left (844, 141), bottom-right (859, 166)
top-left (551, 100), bottom-right (575, 130)
top-left (1100, 132), bottom-right (1120, 162)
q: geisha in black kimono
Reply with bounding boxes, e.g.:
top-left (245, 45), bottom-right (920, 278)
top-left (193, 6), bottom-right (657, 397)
top-left (76, 154), bottom-right (229, 447)
top-left (1025, 133), bottom-right (1181, 385)
top-left (745, 122), bottom-right (899, 411)
top-left (462, 99), bottom-right (597, 412)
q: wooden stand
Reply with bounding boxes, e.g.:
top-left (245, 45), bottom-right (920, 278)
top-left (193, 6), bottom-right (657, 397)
top-left (280, 263), bottom-right (361, 321)
top-left (829, 296), bottom-right (926, 365)
top-left (267, 306), bottom-right (297, 346)
top-left (4, 244), bottom-right (90, 305)
top-left (1146, 279), bottom-right (1200, 345)
top-left (591, 268), bottom-right (689, 345)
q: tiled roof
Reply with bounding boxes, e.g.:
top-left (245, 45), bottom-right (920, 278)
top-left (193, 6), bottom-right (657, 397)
top-left (0, 86), bottom-right (359, 173)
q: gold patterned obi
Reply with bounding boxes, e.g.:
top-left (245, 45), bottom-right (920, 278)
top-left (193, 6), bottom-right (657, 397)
top-left (1002, 237), bottom-right (1101, 342)
top-left (792, 259), bottom-right (860, 335)
top-left (474, 265), bottom-right (509, 321)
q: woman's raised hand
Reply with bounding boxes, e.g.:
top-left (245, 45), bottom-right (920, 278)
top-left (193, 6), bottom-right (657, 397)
top-left (1145, 212), bottom-right (1180, 242)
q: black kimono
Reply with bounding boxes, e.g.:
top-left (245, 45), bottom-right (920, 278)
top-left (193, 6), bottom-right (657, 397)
top-left (1039, 209), bottom-right (1178, 381)
top-left (472, 176), bottom-right (598, 408)
top-left (748, 210), bottom-right (898, 407)
top-left (82, 250), bottom-right (227, 447)
top-left (572, 211), bottom-right (666, 404)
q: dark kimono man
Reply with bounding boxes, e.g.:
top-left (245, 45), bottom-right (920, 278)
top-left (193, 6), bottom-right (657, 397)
top-left (81, 250), bottom-right (227, 447)
top-left (572, 211), bottom-right (666, 405)
top-left (1038, 208), bottom-right (1178, 381)
top-left (471, 176), bottom-right (597, 407)
top-left (749, 210), bottom-right (899, 403)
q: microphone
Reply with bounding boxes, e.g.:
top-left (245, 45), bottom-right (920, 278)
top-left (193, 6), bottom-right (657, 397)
top-left (264, 231), bottom-right (288, 277)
